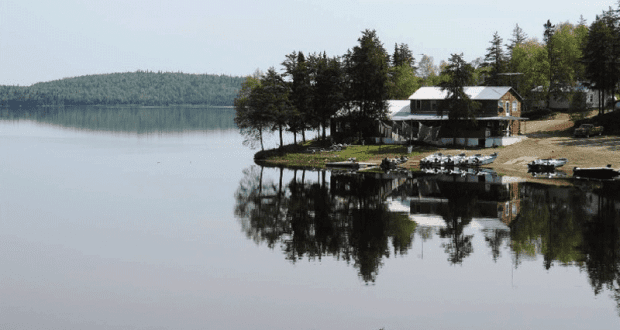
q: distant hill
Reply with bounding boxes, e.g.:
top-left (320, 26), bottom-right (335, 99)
top-left (0, 71), bottom-right (245, 107)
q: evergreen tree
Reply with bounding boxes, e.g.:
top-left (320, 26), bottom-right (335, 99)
top-left (282, 51), bottom-right (312, 144)
top-left (392, 43), bottom-right (416, 69)
top-left (544, 19), bottom-right (558, 108)
top-left (389, 43), bottom-right (421, 99)
top-left (583, 10), bottom-right (620, 114)
top-left (312, 53), bottom-right (345, 140)
top-left (439, 54), bottom-right (480, 121)
top-left (506, 24), bottom-right (528, 59)
top-left (343, 29), bottom-right (390, 140)
top-left (483, 32), bottom-right (506, 86)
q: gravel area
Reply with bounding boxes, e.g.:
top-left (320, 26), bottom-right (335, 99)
top-left (377, 113), bottom-right (620, 183)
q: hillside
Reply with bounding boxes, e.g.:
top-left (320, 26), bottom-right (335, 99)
top-left (0, 71), bottom-right (244, 107)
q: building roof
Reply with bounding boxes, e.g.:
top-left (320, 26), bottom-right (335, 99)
top-left (408, 86), bottom-right (521, 101)
top-left (387, 100), bottom-right (526, 121)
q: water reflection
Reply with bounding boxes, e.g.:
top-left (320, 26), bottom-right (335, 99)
top-left (0, 105), bottom-right (235, 133)
top-left (234, 166), bottom-right (620, 310)
top-left (398, 170), bottom-right (521, 264)
top-left (234, 166), bottom-right (415, 283)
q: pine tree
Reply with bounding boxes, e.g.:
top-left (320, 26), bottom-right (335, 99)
top-left (483, 32), bottom-right (506, 86)
top-left (282, 51), bottom-right (312, 144)
top-left (343, 29), bottom-right (390, 140)
top-left (506, 24), bottom-right (528, 62)
top-left (312, 53), bottom-right (344, 140)
top-left (439, 54), bottom-right (480, 121)
top-left (583, 10), bottom-right (620, 114)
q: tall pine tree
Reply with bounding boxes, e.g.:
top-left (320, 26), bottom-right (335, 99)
top-left (344, 29), bottom-right (390, 140)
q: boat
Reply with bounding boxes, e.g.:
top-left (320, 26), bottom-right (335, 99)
top-left (573, 165), bottom-right (620, 181)
top-left (527, 158), bottom-right (568, 172)
top-left (419, 153), bottom-right (444, 166)
top-left (528, 169), bottom-right (568, 178)
top-left (450, 153), bottom-right (468, 166)
top-left (380, 156), bottom-right (408, 170)
top-left (465, 152), bottom-right (498, 166)
top-left (420, 152), bottom-right (498, 167)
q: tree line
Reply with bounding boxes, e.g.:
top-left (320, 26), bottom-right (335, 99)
top-left (236, 5), bottom-right (620, 149)
top-left (0, 71), bottom-right (245, 107)
top-left (235, 29), bottom-right (420, 150)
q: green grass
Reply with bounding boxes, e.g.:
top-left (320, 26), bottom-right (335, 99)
top-left (256, 143), bottom-right (432, 169)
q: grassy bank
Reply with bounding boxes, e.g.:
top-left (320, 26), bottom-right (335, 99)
top-left (255, 141), bottom-right (432, 169)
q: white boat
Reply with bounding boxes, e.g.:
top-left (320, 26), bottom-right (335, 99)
top-left (419, 153), bottom-right (444, 166)
top-left (421, 152), bottom-right (498, 167)
top-left (450, 153), bottom-right (468, 166)
top-left (528, 158), bottom-right (568, 171)
top-left (465, 152), bottom-right (498, 166)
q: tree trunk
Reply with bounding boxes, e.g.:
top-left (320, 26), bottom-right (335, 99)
top-left (279, 125), bottom-right (284, 148)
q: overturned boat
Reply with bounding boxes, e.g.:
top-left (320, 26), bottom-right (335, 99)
top-left (527, 158), bottom-right (568, 172)
top-left (573, 165), bottom-right (620, 181)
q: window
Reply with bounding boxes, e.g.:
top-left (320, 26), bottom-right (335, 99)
top-left (505, 101), bottom-right (510, 115)
top-left (511, 101), bottom-right (517, 114)
top-left (416, 100), bottom-right (421, 109)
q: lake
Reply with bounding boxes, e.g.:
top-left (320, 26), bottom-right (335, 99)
top-left (1, 106), bottom-right (620, 329)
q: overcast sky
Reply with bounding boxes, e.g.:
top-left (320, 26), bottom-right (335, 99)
top-left (0, 0), bottom-right (616, 86)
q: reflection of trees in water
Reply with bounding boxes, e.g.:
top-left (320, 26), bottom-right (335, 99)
top-left (438, 193), bottom-right (475, 265)
top-left (579, 183), bottom-right (620, 316)
top-left (511, 182), bottom-right (620, 316)
top-left (484, 229), bottom-right (511, 262)
top-left (234, 166), bottom-right (416, 283)
top-left (510, 184), bottom-right (589, 269)
top-left (0, 106), bottom-right (235, 133)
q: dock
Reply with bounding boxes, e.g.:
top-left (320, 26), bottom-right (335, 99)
top-left (326, 161), bottom-right (377, 170)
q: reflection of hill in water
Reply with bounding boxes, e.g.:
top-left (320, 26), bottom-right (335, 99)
top-left (0, 106), bottom-right (235, 133)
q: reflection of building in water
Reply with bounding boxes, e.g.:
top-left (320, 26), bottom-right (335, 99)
top-left (387, 171), bottom-right (524, 230)
top-left (330, 172), bottom-right (410, 208)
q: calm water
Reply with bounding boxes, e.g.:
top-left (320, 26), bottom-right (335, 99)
top-left (1, 106), bottom-right (620, 329)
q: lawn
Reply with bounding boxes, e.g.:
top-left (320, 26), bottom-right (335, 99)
top-left (255, 143), bottom-right (432, 168)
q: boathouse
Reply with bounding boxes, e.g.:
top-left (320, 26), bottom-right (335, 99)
top-left (386, 86), bottom-right (526, 147)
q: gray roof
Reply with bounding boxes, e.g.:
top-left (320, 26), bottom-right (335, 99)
top-left (387, 100), bottom-right (526, 121)
top-left (408, 86), bottom-right (517, 101)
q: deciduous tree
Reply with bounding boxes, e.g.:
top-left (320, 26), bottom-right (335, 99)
top-left (234, 73), bottom-right (268, 150)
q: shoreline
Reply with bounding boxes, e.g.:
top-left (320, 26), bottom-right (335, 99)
top-left (256, 113), bottom-right (620, 184)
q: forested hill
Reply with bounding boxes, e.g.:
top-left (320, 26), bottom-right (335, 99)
top-left (0, 71), bottom-right (245, 107)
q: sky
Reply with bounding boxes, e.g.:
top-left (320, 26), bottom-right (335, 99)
top-left (0, 0), bottom-right (617, 86)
